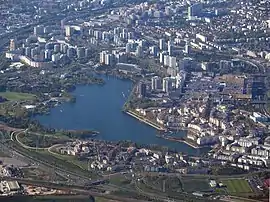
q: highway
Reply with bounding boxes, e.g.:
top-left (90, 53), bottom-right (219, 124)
top-left (3, 129), bottom-right (191, 201)
top-left (9, 140), bottom-right (92, 183)
top-left (1, 135), bottom-right (160, 201)
top-left (6, 130), bottom-right (177, 201)
top-left (9, 130), bottom-right (99, 184)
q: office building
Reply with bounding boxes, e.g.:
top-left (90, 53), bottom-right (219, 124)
top-left (45, 49), bottom-right (52, 60)
top-left (113, 35), bottom-right (120, 44)
top-left (60, 44), bottom-right (68, 54)
top-left (201, 62), bottom-right (208, 71)
top-left (168, 41), bottom-right (173, 56)
top-left (136, 45), bottom-right (143, 57)
top-left (167, 67), bottom-right (177, 77)
top-left (163, 77), bottom-right (173, 93)
top-left (165, 6), bottom-right (173, 16)
top-left (39, 50), bottom-right (45, 61)
top-left (44, 26), bottom-right (52, 34)
top-left (31, 49), bottom-right (37, 58)
top-left (185, 44), bottom-right (191, 54)
top-left (151, 46), bottom-right (158, 57)
top-left (139, 40), bottom-right (146, 48)
top-left (159, 39), bottom-right (166, 50)
top-left (128, 32), bottom-right (134, 39)
top-left (61, 19), bottom-right (65, 30)
top-left (151, 76), bottom-right (161, 91)
top-left (65, 26), bottom-right (73, 37)
top-left (25, 47), bottom-right (31, 57)
top-left (45, 43), bottom-right (52, 50)
top-left (138, 82), bottom-right (147, 98)
top-left (251, 77), bottom-right (266, 100)
top-left (120, 28), bottom-right (128, 39)
top-left (52, 53), bottom-right (60, 63)
top-left (160, 51), bottom-right (167, 64)
top-left (188, 3), bottom-right (202, 19)
top-left (113, 27), bottom-right (120, 35)
top-left (100, 51), bottom-right (107, 64)
top-left (169, 56), bottom-right (177, 69)
top-left (154, 11), bottom-right (163, 18)
top-left (126, 43), bottom-right (132, 53)
top-left (77, 47), bottom-right (85, 58)
top-left (115, 52), bottom-right (127, 63)
top-left (105, 54), bottom-right (114, 66)
top-left (220, 60), bottom-right (231, 69)
top-left (102, 31), bottom-right (111, 41)
top-left (94, 30), bottom-right (102, 40)
top-left (89, 29), bottom-right (94, 36)
top-left (34, 25), bottom-right (44, 36)
top-left (67, 48), bottom-right (75, 58)
top-left (85, 48), bottom-right (91, 58)
top-left (54, 44), bottom-right (60, 53)
top-left (164, 55), bottom-right (170, 66)
top-left (9, 39), bottom-right (16, 51)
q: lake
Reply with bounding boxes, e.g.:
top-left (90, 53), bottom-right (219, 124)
top-left (36, 75), bottom-right (205, 155)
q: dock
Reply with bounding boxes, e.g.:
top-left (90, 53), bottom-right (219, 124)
top-left (156, 134), bottom-right (204, 149)
top-left (125, 110), bottom-right (167, 132)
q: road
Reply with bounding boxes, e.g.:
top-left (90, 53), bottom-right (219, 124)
top-left (5, 130), bottom-right (188, 201)
top-left (9, 131), bottom-right (94, 183)
top-left (14, 130), bottom-right (51, 150)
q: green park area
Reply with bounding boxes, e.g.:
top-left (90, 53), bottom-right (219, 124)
top-left (142, 175), bottom-right (211, 193)
top-left (181, 177), bottom-right (211, 192)
top-left (0, 91), bottom-right (36, 101)
top-left (17, 132), bottom-right (69, 148)
top-left (134, 175), bottom-right (213, 201)
top-left (43, 150), bottom-right (90, 171)
top-left (222, 179), bottom-right (253, 195)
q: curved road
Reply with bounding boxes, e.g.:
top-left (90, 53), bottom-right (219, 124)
top-left (10, 130), bottom-right (93, 182)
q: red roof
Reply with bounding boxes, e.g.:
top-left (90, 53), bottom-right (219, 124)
top-left (263, 178), bottom-right (270, 187)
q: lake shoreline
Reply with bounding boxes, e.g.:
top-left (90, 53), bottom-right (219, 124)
top-left (35, 74), bottom-right (200, 154)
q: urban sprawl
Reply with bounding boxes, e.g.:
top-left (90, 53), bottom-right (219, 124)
top-left (0, 0), bottom-right (270, 201)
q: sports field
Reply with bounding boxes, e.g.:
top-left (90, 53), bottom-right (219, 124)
top-left (222, 179), bottom-right (253, 194)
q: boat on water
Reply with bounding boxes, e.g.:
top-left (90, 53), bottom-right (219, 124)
top-left (60, 110), bottom-right (63, 112)
top-left (157, 130), bottom-right (172, 135)
top-left (122, 92), bottom-right (125, 98)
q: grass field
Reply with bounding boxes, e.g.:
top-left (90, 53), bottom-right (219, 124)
top-left (109, 175), bottom-right (131, 186)
top-left (95, 197), bottom-right (119, 202)
top-left (143, 175), bottom-right (183, 192)
top-left (18, 132), bottom-right (69, 148)
top-left (181, 177), bottom-right (210, 192)
top-left (38, 150), bottom-right (90, 171)
top-left (0, 92), bottom-right (36, 101)
top-left (222, 179), bottom-right (253, 194)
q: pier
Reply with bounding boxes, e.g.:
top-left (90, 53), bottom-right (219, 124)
top-left (125, 110), bottom-right (167, 132)
top-left (156, 134), bottom-right (205, 149)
